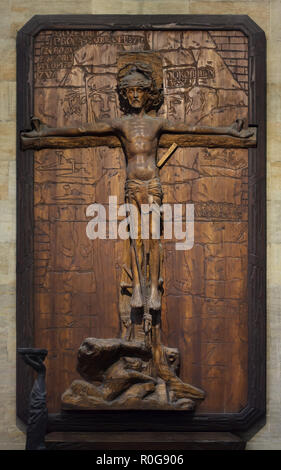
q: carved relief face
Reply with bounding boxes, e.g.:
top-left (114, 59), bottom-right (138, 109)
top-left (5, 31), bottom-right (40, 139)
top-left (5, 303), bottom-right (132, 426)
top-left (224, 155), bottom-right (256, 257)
top-left (87, 75), bottom-right (118, 121)
top-left (165, 347), bottom-right (180, 374)
top-left (166, 93), bottom-right (185, 121)
top-left (125, 86), bottom-right (149, 110)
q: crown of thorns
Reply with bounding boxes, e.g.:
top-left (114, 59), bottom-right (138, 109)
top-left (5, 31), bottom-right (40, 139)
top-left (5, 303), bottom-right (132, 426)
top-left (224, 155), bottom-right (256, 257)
top-left (118, 63), bottom-right (153, 89)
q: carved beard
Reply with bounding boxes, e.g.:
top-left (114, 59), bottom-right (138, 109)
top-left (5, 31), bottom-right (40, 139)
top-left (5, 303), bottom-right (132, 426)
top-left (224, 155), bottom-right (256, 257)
top-left (127, 99), bottom-right (148, 114)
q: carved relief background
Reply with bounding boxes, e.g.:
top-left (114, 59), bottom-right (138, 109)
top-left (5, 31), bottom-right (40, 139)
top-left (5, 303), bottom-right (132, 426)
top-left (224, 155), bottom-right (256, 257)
top-left (33, 29), bottom-right (248, 413)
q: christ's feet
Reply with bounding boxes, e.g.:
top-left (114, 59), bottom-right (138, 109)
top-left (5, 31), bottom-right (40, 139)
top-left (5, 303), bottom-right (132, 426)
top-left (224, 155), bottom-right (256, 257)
top-left (148, 286), bottom-right (161, 311)
top-left (130, 284), bottom-right (143, 308)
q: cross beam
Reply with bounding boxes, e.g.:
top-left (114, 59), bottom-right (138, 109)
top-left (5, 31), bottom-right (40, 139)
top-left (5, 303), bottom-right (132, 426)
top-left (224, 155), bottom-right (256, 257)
top-left (21, 127), bottom-right (257, 151)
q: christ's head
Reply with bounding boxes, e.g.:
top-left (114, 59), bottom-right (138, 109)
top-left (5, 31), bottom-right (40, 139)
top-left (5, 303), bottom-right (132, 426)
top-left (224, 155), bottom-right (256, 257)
top-left (117, 63), bottom-right (163, 114)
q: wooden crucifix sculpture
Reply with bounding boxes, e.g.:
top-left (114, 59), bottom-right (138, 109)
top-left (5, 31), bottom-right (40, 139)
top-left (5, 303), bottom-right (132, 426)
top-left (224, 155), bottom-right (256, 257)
top-left (21, 52), bottom-right (257, 411)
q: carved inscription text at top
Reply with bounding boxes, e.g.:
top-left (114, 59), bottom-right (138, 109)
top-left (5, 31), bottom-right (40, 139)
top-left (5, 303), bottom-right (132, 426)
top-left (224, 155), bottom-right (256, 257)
top-left (35, 31), bottom-right (148, 81)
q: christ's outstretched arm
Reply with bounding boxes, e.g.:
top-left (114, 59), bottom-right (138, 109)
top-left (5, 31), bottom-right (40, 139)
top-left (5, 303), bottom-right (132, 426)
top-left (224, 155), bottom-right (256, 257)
top-left (161, 118), bottom-right (254, 139)
top-left (21, 116), bottom-right (116, 138)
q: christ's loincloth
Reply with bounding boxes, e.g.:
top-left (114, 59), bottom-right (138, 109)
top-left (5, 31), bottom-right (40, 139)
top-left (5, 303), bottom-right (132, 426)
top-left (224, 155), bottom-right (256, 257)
top-left (125, 176), bottom-right (163, 244)
top-left (125, 176), bottom-right (163, 206)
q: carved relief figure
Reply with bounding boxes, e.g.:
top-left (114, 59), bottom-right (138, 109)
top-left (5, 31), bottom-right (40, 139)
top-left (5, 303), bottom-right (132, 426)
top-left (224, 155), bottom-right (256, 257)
top-left (86, 73), bottom-right (120, 122)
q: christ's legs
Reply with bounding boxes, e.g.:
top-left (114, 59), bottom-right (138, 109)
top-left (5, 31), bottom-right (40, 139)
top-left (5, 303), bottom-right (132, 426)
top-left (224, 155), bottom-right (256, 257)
top-left (129, 197), bottom-right (144, 308)
top-left (148, 195), bottom-right (162, 311)
top-left (148, 239), bottom-right (161, 310)
top-left (130, 239), bottom-right (143, 308)
top-left (128, 190), bottom-right (162, 311)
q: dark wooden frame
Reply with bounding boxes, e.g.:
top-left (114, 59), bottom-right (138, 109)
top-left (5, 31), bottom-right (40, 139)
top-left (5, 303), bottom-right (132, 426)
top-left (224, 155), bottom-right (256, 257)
top-left (16, 15), bottom-right (266, 438)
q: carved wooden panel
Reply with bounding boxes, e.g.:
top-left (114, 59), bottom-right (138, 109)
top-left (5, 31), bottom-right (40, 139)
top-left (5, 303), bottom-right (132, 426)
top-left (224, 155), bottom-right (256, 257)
top-left (32, 28), bottom-right (249, 413)
top-left (17, 16), bottom-right (265, 435)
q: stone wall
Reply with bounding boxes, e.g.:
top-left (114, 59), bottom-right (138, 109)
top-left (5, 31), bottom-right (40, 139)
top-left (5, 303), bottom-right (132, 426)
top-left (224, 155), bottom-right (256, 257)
top-left (0, 0), bottom-right (280, 450)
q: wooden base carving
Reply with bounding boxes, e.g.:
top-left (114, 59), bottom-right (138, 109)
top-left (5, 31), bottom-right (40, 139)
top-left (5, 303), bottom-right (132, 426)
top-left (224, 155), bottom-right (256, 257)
top-left (61, 337), bottom-right (205, 411)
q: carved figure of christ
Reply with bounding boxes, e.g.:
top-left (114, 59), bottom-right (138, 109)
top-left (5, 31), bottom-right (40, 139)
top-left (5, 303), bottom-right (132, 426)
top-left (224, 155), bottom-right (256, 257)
top-left (22, 71), bottom-right (253, 313)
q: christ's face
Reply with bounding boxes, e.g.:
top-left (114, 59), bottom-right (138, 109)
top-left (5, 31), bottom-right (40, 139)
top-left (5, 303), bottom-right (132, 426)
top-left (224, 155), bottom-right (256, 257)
top-left (125, 86), bottom-right (148, 110)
